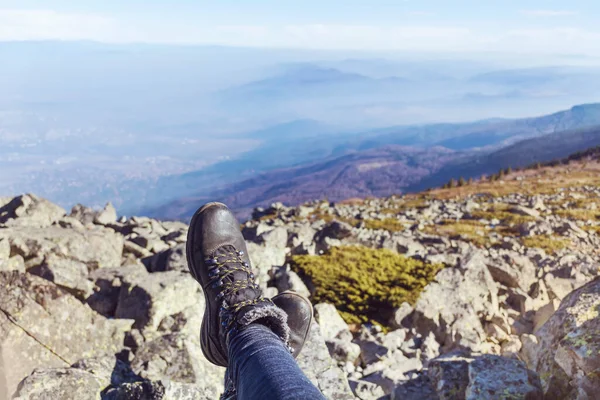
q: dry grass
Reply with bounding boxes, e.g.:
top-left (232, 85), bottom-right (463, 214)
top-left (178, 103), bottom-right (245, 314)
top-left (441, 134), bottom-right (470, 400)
top-left (423, 219), bottom-right (491, 247)
top-left (554, 208), bottom-right (600, 221)
top-left (363, 218), bottom-right (406, 232)
top-left (521, 235), bottom-right (571, 255)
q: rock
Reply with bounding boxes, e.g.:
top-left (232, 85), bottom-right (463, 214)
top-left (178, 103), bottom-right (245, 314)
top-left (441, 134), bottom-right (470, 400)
top-left (0, 225), bottom-right (123, 270)
top-left (314, 303), bottom-right (352, 342)
top-left (131, 333), bottom-right (223, 393)
top-left (114, 271), bottom-right (201, 337)
top-left (0, 194), bottom-right (65, 227)
top-left (94, 202), bottom-right (118, 225)
top-left (71, 355), bottom-right (140, 387)
top-left (316, 220), bottom-right (354, 242)
top-left (389, 302), bottom-right (414, 329)
top-left (486, 254), bottom-right (537, 291)
top-left (246, 242), bottom-right (286, 282)
top-left (0, 272), bottom-right (130, 396)
top-left (532, 299), bottom-right (561, 333)
top-left (259, 226), bottom-right (289, 249)
top-left (87, 263), bottom-right (149, 317)
top-left (533, 277), bottom-right (600, 399)
top-left (349, 379), bottom-right (386, 400)
top-left (105, 380), bottom-right (214, 400)
top-left (510, 206), bottom-right (540, 219)
top-left (466, 355), bottom-right (543, 399)
top-left (391, 236), bottom-right (426, 257)
top-left (520, 334), bottom-right (539, 368)
top-left (427, 351), bottom-right (472, 400)
top-left (391, 374), bottom-right (439, 400)
top-left (500, 336), bottom-right (523, 357)
top-left (556, 221), bottom-right (588, 238)
top-left (28, 253), bottom-right (94, 297)
top-left (362, 351), bottom-right (423, 394)
top-left (296, 323), bottom-right (354, 399)
top-left (274, 267), bottom-right (311, 298)
top-left (544, 274), bottom-right (576, 301)
top-left (69, 203), bottom-right (98, 225)
top-left (0, 237), bottom-right (9, 260)
top-left (412, 250), bottom-right (499, 352)
top-left (359, 340), bottom-right (389, 366)
top-left (421, 331), bottom-right (441, 363)
top-left (124, 240), bottom-right (154, 259)
top-left (146, 243), bottom-right (188, 273)
top-left (13, 367), bottom-right (107, 400)
top-left (326, 339), bottom-right (361, 364)
top-left (0, 254), bottom-right (25, 272)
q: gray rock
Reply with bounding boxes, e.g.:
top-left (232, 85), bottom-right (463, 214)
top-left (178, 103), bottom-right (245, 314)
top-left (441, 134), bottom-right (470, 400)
top-left (0, 225), bottom-right (123, 270)
top-left (13, 367), bottom-right (106, 400)
top-left (349, 379), bottom-right (386, 400)
top-left (124, 240), bottom-right (154, 259)
top-left (105, 380), bottom-right (214, 400)
top-left (259, 226), bottom-right (289, 249)
top-left (0, 254), bottom-right (25, 272)
top-left (510, 205), bottom-right (540, 219)
top-left (533, 277), bottom-right (600, 399)
top-left (0, 194), bottom-right (65, 228)
top-left (486, 253), bottom-right (537, 291)
top-left (427, 351), bottom-right (472, 400)
top-left (0, 272), bottom-right (130, 396)
top-left (296, 323), bottom-right (354, 399)
top-left (0, 237), bottom-right (9, 260)
top-left (412, 250), bottom-right (499, 352)
top-left (466, 355), bottom-right (543, 400)
top-left (69, 203), bottom-right (98, 225)
top-left (28, 253), bottom-right (94, 297)
top-left (87, 263), bottom-right (149, 317)
top-left (316, 220), bottom-right (354, 242)
top-left (391, 374), bottom-right (439, 400)
top-left (146, 243), bottom-right (188, 273)
top-left (115, 271), bottom-right (201, 337)
top-left (389, 302), bottom-right (414, 329)
top-left (94, 202), bottom-right (118, 225)
top-left (131, 333), bottom-right (224, 393)
top-left (71, 355), bottom-right (140, 387)
top-left (314, 303), bottom-right (353, 342)
top-left (327, 339), bottom-right (361, 364)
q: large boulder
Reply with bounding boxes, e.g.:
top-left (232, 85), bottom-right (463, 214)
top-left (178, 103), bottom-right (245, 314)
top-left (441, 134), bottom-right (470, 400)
top-left (0, 194), bottom-right (65, 228)
top-left (530, 277), bottom-right (600, 399)
top-left (114, 271), bottom-right (202, 338)
top-left (412, 250), bottom-right (499, 352)
top-left (145, 243), bottom-right (188, 273)
top-left (0, 225), bottom-right (123, 270)
top-left (13, 368), bottom-right (107, 400)
top-left (296, 323), bottom-right (354, 399)
top-left (0, 272), bottom-right (130, 398)
top-left (130, 333), bottom-right (223, 394)
top-left (105, 380), bottom-right (212, 400)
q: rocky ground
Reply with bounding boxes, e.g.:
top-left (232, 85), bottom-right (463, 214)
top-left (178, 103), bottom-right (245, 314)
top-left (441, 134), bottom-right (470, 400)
top-left (1, 161), bottom-right (599, 399)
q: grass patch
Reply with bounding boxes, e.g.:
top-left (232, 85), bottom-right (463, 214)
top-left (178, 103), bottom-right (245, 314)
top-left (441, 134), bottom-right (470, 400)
top-left (470, 203), bottom-right (537, 225)
top-left (363, 218), bottom-right (406, 232)
top-left (423, 219), bottom-right (491, 247)
top-left (555, 208), bottom-right (600, 221)
top-left (521, 235), bottom-right (571, 255)
top-left (290, 246), bottom-right (443, 326)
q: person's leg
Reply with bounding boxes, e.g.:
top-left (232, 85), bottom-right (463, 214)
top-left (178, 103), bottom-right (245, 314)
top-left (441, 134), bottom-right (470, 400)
top-left (227, 324), bottom-right (326, 400)
top-left (186, 202), bottom-right (325, 400)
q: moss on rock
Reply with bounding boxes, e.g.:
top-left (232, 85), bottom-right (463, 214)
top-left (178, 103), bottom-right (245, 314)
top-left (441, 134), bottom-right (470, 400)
top-left (290, 246), bottom-right (443, 325)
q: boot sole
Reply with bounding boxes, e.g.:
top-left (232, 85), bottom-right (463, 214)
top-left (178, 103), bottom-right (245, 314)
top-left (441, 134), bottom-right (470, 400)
top-left (186, 202), bottom-right (229, 367)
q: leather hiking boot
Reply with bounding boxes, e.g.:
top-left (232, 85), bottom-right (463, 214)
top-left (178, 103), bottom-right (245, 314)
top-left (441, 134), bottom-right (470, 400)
top-left (272, 291), bottom-right (313, 357)
top-left (186, 202), bottom-right (289, 367)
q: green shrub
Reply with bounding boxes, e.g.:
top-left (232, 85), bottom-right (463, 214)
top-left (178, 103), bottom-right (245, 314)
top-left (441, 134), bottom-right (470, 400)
top-left (290, 246), bottom-right (443, 325)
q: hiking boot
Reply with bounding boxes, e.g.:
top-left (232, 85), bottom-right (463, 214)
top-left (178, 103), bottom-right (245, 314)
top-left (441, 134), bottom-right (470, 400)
top-left (186, 202), bottom-right (289, 367)
top-left (272, 291), bottom-right (313, 357)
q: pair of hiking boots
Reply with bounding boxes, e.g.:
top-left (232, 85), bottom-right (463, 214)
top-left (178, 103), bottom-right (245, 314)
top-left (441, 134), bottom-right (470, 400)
top-left (186, 202), bottom-right (313, 368)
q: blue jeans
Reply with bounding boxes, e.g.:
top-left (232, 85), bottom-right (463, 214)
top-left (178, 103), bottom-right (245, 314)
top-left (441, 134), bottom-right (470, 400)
top-left (225, 324), bottom-right (326, 400)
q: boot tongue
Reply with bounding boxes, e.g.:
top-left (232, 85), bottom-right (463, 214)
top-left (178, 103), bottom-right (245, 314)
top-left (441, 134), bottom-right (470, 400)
top-left (214, 246), bottom-right (260, 307)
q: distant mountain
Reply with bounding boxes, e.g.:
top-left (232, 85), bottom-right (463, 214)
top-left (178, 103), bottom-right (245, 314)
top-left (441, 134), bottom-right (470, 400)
top-left (148, 146), bottom-right (461, 220)
top-left (144, 103), bottom-right (600, 219)
top-left (412, 124), bottom-right (600, 191)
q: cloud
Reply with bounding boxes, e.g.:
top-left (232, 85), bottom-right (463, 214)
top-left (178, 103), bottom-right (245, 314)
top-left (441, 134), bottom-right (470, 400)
top-left (1, 8), bottom-right (600, 57)
top-left (520, 10), bottom-right (578, 17)
top-left (0, 9), bottom-right (120, 41)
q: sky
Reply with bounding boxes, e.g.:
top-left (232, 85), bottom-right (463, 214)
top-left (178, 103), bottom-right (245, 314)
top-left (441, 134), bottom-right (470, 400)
top-left (0, 1), bottom-right (599, 56)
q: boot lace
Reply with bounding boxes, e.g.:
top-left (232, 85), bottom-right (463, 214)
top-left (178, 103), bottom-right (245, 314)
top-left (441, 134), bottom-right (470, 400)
top-left (204, 246), bottom-right (272, 332)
